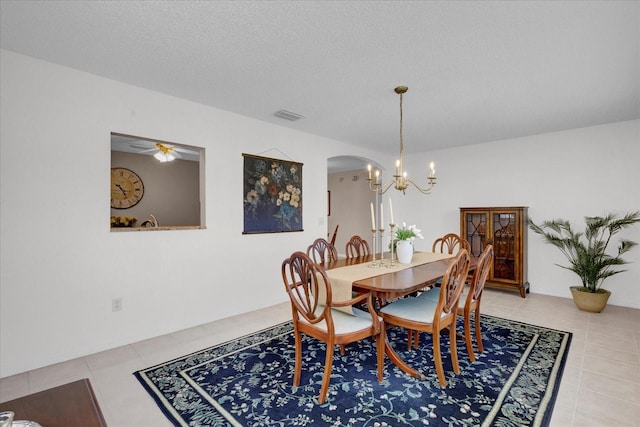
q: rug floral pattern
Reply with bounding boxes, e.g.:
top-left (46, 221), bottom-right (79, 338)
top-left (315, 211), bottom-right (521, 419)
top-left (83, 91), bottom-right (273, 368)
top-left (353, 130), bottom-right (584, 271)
top-left (135, 315), bottom-right (571, 427)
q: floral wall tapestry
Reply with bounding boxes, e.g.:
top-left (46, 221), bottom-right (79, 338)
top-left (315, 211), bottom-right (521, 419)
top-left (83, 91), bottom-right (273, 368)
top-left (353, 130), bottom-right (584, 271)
top-left (243, 153), bottom-right (303, 233)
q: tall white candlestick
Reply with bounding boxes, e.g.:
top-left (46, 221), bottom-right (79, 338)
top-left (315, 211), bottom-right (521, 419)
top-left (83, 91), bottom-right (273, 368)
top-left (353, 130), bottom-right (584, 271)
top-left (370, 203), bottom-right (375, 229)
top-left (380, 203), bottom-right (384, 228)
top-left (389, 198), bottom-right (394, 224)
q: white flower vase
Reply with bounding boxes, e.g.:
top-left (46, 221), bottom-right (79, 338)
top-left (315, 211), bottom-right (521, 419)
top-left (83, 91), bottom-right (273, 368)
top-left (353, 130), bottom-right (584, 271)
top-left (396, 240), bottom-right (413, 264)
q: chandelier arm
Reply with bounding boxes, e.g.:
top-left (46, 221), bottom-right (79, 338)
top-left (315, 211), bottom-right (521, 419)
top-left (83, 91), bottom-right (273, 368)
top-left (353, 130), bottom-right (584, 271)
top-left (405, 177), bottom-right (437, 194)
top-left (368, 179), bottom-right (396, 195)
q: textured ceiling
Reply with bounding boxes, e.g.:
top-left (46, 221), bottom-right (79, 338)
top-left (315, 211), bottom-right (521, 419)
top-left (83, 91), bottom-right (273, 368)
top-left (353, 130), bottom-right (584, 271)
top-left (1, 1), bottom-right (638, 162)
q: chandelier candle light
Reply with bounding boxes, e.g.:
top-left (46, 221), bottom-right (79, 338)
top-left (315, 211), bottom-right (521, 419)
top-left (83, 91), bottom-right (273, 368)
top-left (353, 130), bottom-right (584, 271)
top-left (367, 86), bottom-right (437, 195)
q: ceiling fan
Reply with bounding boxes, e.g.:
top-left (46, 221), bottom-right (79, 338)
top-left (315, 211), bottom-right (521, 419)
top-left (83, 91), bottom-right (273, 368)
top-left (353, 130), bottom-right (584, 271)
top-left (152, 143), bottom-right (179, 162)
top-left (131, 142), bottom-right (198, 162)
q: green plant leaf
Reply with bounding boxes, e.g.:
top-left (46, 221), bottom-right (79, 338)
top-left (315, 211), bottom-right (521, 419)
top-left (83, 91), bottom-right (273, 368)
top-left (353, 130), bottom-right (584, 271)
top-left (528, 211), bottom-right (640, 291)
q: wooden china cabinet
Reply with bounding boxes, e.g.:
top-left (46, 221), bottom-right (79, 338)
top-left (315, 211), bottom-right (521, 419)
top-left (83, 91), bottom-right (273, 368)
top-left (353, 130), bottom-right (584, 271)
top-left (460, 206), bottom-right (529, 298)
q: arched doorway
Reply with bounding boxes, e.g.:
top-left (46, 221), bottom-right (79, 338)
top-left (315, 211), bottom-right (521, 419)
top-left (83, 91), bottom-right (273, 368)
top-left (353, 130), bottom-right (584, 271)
top-left (327, 156), bottom-right (385, 255)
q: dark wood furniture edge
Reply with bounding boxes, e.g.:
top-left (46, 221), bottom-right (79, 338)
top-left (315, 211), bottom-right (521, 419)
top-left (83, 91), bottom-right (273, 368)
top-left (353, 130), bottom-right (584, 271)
top-left (486, 279), bottom-right (530, 298)
top-left (83, 378), bottom-right (108, 427)
top-left (0, 378), bottom-right (107, 427)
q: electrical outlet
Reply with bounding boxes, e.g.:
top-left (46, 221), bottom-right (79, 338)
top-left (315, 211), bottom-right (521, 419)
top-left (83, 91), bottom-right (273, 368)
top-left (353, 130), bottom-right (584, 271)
top-left (112, 297), bottom-right (123, 312)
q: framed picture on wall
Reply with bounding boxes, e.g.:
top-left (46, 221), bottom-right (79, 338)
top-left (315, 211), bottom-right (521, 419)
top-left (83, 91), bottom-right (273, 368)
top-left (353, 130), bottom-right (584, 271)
top-left (242, 153), bottom-right (303, 234)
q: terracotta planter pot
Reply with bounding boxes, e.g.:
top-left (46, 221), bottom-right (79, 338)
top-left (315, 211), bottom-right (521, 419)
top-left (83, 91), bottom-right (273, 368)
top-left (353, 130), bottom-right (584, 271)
top-left (570, 286), bottom-right (611, 313)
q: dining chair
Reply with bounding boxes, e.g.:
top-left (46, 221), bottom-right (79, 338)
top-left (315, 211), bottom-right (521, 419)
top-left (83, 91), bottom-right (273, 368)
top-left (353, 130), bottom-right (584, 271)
top-left (418, 245), bottom-right (493, 361)
top-left (281, 251), bottom-right (384, 403)
top-left (457, 244), bottom-right (493, 362)
top-left (379, 249), bottom-right (471, 387)
top-left (404, 233), bottom-right (470, 348)
top-left (345, 235), bottom-right (370, 259)
top-left (329, 224), bottom-right (339, 246)
top-left (306, 238), bottom-right (338, 264)
top-left (432, 233), bottom-right (470, 254)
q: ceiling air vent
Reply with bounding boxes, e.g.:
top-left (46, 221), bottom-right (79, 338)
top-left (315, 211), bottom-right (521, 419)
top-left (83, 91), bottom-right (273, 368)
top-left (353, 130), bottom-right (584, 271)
top-left (274, 110), bottom-right (304, 121)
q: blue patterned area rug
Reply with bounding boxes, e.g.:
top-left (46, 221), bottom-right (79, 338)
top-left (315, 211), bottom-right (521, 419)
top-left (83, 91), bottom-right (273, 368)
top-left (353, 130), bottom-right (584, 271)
top-left (134, 315), bottom-right (571, 426)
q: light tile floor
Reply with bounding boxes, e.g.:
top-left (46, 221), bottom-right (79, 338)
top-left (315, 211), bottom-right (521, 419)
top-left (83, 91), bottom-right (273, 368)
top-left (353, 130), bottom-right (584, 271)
top-left (1, 291), bottom-right (638, 426)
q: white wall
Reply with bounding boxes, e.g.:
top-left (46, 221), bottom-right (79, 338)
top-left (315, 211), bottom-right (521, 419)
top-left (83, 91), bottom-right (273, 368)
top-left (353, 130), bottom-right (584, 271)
top-left (393, 120), bottom-right (640, 308)
top-left (0, 50), bottom-right (386, 377)
top-left (2, 49), bottom-right (638, 378)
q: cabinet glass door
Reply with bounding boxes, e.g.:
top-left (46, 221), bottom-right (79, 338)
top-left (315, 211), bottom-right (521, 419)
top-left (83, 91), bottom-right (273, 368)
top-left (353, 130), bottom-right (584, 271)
top-left (493, 213), bottom-right (516, 281)
top-left (464, 213), bottom-right (486, 257)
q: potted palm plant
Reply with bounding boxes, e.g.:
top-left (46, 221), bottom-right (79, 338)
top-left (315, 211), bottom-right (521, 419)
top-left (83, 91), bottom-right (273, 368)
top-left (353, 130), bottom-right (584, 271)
top-left (528, 211), bottom-right (640, 312)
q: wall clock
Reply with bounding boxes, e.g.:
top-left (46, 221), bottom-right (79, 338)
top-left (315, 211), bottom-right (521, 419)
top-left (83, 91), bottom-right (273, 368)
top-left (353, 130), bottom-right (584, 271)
top-left (111, 167), bottom-right (144, 209)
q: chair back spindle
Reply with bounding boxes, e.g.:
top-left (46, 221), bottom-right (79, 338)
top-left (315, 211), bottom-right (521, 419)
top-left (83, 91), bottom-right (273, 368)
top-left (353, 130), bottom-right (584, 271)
top-left (330, 224), bottom-right (339, 246)
top-left (307, 238), bottom-right (338, 264)
top-left (345, 235), bottom-right (370, 259)
top-left (432, 233), bottom-right (470, 255)
top-left (439, 249), bottom-right (471, 316)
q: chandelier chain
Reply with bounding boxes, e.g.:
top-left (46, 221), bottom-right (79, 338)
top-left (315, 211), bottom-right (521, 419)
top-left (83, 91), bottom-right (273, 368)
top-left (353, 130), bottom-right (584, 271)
top-left (399, 91), bottom-right (403, 173)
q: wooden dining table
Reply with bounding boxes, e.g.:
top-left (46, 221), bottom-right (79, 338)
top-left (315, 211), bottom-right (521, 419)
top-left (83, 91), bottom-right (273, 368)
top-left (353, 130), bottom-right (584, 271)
top-left (323, 253), bottom-right (478, 379)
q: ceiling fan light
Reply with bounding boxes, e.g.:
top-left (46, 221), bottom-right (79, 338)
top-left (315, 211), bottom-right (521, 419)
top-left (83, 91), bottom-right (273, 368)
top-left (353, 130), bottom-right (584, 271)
top-left (154, 151), bottom-right (175, 162)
